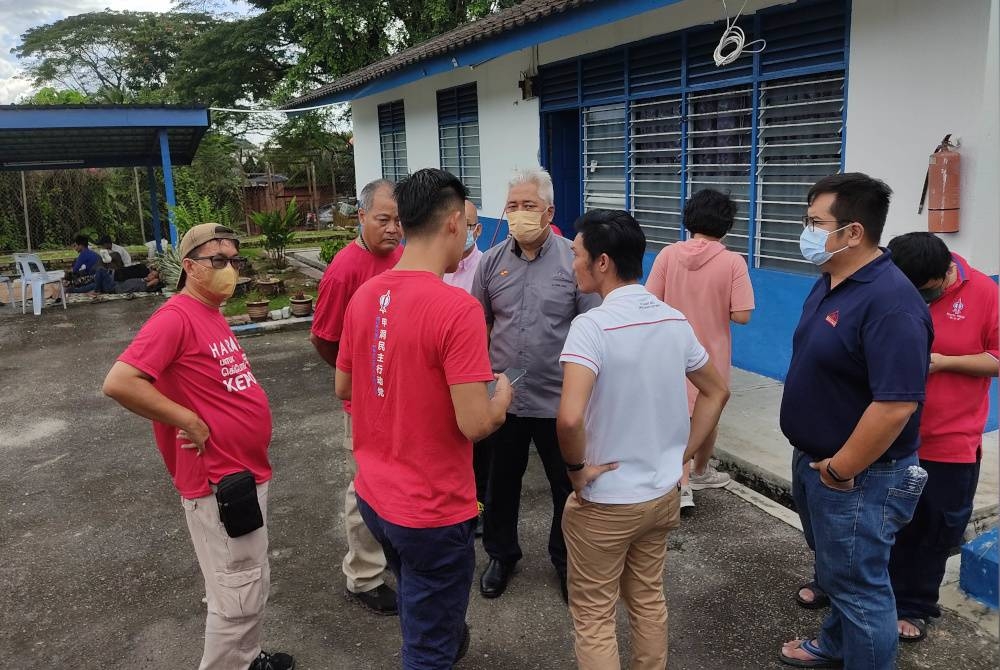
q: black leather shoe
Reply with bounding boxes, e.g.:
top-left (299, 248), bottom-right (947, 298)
top-left (347, 583), bottom-right (398, 615)
top-left (479, 559), bottom-right (515, 598)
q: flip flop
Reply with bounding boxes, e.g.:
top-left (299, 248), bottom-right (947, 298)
top-left (779, 639), bottom-right (843, 668)
top-left (796, 581), bottom-right (831, 609)
top-left (899, 616), bottom-right (927, 642)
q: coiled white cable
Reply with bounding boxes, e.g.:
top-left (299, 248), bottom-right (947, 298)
top-left (713, 0), bottom-right (766, 67)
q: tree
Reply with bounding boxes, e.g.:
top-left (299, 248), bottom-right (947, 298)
top-left (13, 11), bottom-right (216, 103)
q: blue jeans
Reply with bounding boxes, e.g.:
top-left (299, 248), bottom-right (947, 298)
top-left (792, 449), bottom-right (927, 669)
top-left (68, 267), bottom-right (115, 293)
top-left (357, 495), bottom-right (475, 670)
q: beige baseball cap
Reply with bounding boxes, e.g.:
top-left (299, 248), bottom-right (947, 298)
top-left (176, 223), bottom-right (240, 289)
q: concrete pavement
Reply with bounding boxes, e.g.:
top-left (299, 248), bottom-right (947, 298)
top-left (0, 299), bottom-right (997, 668)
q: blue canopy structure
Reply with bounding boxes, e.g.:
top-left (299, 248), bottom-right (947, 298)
top-left (0, 105), bottom-right (211, 250)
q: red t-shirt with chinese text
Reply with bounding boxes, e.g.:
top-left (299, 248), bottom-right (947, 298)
top-left (312, 240), bottom-right (402, 414)
top-left (336, 270), bottom-right (494, 528)
top-left (118, 294), bottom-right (273, 499)
top-left (920, 254), bottom-right (999, 463)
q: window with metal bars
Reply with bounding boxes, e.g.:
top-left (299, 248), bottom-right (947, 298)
top-left (583, 104), bottom-right (626, 212)
top-left (378, 100), bottom-right (407, 182)
top-left (538, 0), bottom-right (848, 274)
top-left (437, 84), bottom-right (481, 205)
top-left (629, 95), bottom-right (683, 248)
top-left (755, 74), bottom-right (844, 273)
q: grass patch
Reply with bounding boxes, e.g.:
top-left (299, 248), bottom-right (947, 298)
top-left (222, 291), bottom-right (317, 317)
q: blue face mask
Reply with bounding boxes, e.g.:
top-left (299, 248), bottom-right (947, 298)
top-left (464, 228), bottom-right (477, 251)
top-left (799, 224), bottom-right (850, 266)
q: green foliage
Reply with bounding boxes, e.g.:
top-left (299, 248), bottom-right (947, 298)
top-left (319, 236), bottom-right (351, 264)
top-left (251, 199), bottom-right (299, 266)
top-left (14, 10), bottom-right (217, 103)
top-left (156, 245), bottom-right (184, 291)
top-left (170, 194), bottom-right (234, 237)
top-left (23, 87), bottom-right (89, 104)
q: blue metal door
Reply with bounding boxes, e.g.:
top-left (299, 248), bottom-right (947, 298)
top-left (543, 110), bottom-right (581, 236)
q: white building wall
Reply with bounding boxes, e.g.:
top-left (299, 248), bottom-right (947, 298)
top-left (350, 0), bottom-right (998, 274)
top-left (846, 0), bottom-right (999, 274)
top-left (351, 48), bottom-right (541, 217)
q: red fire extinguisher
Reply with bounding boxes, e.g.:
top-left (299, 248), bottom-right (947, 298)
top-left (918, 134), bottom-right (961, 233)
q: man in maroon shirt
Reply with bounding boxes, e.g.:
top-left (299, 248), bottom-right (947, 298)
top-left (887, 232), bottom-right (998, 642)
top-left (311, 179), bottom-right (403, 615)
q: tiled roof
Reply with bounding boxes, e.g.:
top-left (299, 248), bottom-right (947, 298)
top-left (282, 0), bottom-right (597, 108)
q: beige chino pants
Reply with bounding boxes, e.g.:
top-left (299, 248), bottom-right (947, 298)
top-left (342, 414), bottom-right (388, 593)
top-left (183, 482), bottom-right (270, 670)
top-left (562, 488), bottom-right (681, 670)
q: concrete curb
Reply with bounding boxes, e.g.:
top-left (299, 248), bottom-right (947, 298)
top-left (287, 248), bottom-right (328, 273)
top-left (232, 315), bottom-right (313, 337)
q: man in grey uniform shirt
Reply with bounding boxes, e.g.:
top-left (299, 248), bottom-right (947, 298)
top-left (473, 167), bottom-right (601, 602)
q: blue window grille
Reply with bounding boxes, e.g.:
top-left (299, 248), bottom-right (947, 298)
top-left (378, 100), bottom-right (408, 182)
top-left (437, 83), bottom-right (482, 205)
top-left (538, 0), bottom-right (848, 273)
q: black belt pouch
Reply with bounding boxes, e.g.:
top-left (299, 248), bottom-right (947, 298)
top-left (215, 471), bottom-right (263, 538)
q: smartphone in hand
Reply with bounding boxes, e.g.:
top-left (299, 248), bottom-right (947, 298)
top-left (487, 367), bottom-right (527, 395)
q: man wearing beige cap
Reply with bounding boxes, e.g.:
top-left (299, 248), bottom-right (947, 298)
top-left (103, 223), bottom-right (294, 670)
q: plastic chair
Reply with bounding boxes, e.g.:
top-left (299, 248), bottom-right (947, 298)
top-left (0, 274), bottom-right (15, 312)
top-left (13, 254), bottom-right (67, 316)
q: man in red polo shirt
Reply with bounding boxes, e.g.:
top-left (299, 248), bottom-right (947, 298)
top-left (887, 232), bottom-right (998, 642)
top-left (336, 168), bottom-right (512, 668)
top-left (311, 178), bottom-right (403, 615)
top-left (103, 223), bottom-right (293, 670)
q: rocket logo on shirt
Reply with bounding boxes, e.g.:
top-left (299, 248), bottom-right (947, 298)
top-left (948, 297), bottom-right (966, 321)
top-left (825, 310), bottom-right (839, 327)
top-left (209, 335), bottom-right (259, 393)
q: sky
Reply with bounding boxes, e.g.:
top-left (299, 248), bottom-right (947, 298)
top-left (0, 0), bottom-right (214, 104)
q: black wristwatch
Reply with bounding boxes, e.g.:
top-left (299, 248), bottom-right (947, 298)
top-left (826, 462), bottom-right (852, 483)
top-left (565, 462), bottom-right (586, 472)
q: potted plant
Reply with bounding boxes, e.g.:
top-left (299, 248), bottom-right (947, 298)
top-left (245, 290), bottom-right (270, 322)
top-left (254, 275), bottom-right (282, 297)
top-left (289, 290), bottom-right (313, 317)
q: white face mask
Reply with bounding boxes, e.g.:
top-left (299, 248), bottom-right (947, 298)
top-left (464, 228), bottom-right (476, 251)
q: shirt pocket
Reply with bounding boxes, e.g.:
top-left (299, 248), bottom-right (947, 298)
top-left (540, 274), bottom-right (578, 322)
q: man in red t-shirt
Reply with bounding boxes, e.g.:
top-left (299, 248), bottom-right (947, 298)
top-left (335, 169), bottom-right (513, 668)
top-left (887, 232), bottom-right (999, 642)
top-left (103, 223), bottom-right (293, 670)
top-left (311, 179), bottom-right (403, 615)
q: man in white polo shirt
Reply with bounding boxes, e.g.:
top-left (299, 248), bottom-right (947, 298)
top-left (556, 209), bottom-right (730, 669)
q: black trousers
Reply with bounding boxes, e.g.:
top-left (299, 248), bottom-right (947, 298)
top-left (889, 457), bottom-right (981, 620)
top-left (477, 414), bottom-right (572, 575)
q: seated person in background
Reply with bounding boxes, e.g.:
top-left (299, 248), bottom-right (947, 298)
top-left (71, 235), bottom-right (102, 274)
top-left (76, 267), bottom-right (162, 296)
top-left (114, 261), bottom-right (153, 282)
top-left (99, 235), bottom-right (133, 267)
top-left (66, 235), bottom-right (103, 292)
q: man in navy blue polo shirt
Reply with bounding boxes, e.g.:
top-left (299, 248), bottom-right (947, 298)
top-left (777, 173), bottom-right (932, 670)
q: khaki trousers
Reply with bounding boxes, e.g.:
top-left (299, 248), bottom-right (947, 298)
top-left (342, 413), bottom-right (388, 593)
top-left (562, 489), bottom-right (681, 670)
top-left (183, 482), bottom-right (270, 670)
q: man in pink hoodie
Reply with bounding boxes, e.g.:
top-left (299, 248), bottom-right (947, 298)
top-left (645, 189), bottom-right (755, 509)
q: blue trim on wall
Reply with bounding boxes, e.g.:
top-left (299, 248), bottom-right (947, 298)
top-left (290, 0), bottom-right (686, 107)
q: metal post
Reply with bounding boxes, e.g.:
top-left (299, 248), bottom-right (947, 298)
top-left (19, 171), bottom-right (31, 251)
top-left (147, 167), bottom-right (163, 253)
top-left (158, 129), bottom-right (178, 246)
top-left (133, 167), bottom-right (146, 244)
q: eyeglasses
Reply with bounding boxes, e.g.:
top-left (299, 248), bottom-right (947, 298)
top-left (801, 215), bottom-right (846, 232)
top-left (189, 255), bottom-right (248, 271)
